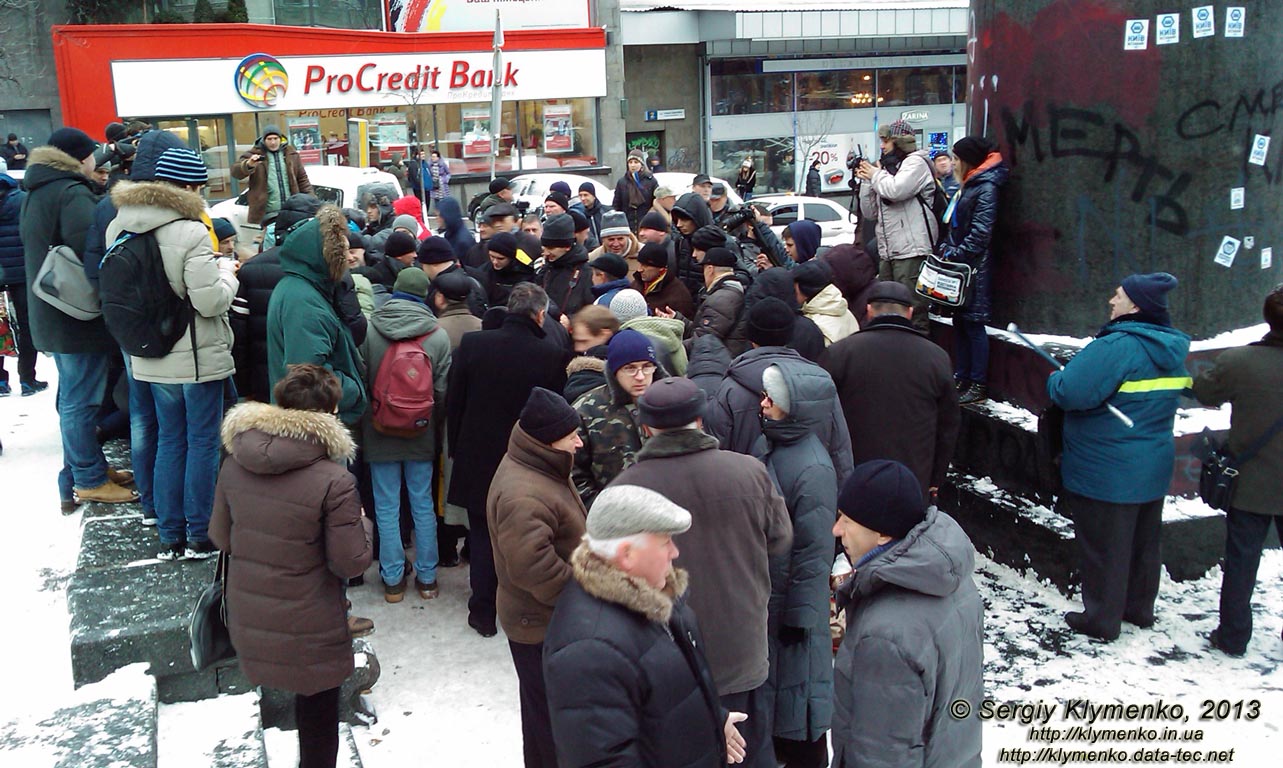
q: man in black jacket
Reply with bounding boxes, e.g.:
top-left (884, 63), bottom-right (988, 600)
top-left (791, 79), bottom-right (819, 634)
top-left (544, 483), bottom-right (747, 768)
top-left (537, 213), bottom-right (594, 319)
top-left (822, 281), bottom-right (959, 497)
top-left (447, 283), bottom-right (568, 637)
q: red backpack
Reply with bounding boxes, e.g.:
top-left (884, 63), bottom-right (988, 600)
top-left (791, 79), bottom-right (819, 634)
top-left (370, 331), bottom-right (436, 437)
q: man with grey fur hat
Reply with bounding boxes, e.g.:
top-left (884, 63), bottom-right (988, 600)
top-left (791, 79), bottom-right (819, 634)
top-left (232, 124), bottom-right (312, 227)
top-left (831, 460), bottom-right (983, 768)
top-left (544, 484), bottom-right (749, 768)
top-left (612, 377), bottom-right (792, 768)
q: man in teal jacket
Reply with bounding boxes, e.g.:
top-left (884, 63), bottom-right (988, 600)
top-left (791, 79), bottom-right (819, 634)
top-left (267, 205), bottom-right (367, 425)
top-left (1048, 272), bottom-right (1190, 641)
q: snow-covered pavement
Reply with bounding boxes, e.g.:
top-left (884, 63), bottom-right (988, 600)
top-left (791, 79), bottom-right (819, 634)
top-left (2, 364), bottom-right (1280, 766)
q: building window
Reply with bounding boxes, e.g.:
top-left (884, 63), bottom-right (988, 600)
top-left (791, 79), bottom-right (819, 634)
top-left (273, 0), bottom-right (384, 30)
top-left (711, 58), bottom-right (963, 116)
top-left (710, 59), bottom-right (792, 116)
top-left (796, 69), bottom-right (875, 111)
top-left (711, 137), bottom-right (795, 195)
top-left (876, 66), bottom-right (956, 107)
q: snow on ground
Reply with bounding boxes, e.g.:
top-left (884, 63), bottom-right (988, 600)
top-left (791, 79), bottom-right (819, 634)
top-left (3, 362), bottom-right (1281, 765)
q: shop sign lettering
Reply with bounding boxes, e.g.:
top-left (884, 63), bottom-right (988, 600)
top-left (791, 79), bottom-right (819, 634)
top-left (303, 61), bottom-right (520, 96)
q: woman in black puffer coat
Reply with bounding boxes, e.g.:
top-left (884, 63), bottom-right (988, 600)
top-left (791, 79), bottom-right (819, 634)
top-left (938, 136), bottom-right (1009, 404)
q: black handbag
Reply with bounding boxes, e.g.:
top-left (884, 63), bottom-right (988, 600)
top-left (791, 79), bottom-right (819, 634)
top-left (1196, 414), bottom-right (1283, 511)
top-left (915, 254), bottom-right (974, 308)
top-left (189, 550), bottom-right (236, 671)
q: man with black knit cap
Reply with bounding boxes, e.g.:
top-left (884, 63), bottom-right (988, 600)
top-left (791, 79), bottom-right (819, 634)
top-left (489, 386), bottom-right (586, 768)
top-left (587, 252), bottom-right (630, 307)
top-left (1, 133), bottom-right (28, 171)
top-left (448, 282), bottom-right (568, 637)
top-left (537, 212), bottom-right (594, 319)
top-left (357, 230), bottom-right (413, 289)
top-left (543, 191), bottom-right (571, 219)
top-left (479, 229), bottom-right (536, 308)
top-left (613, 376), bottom-right (792, 768)
top-left (706, 297), bottom-right (853, 487)
top-left (577, 181), bottom-right (609, 243)
top-left (792, 260), bottom-right (859, 346)
top-left (831, 459), bottom-right (983, 768)
top-left (475, 176), bottom-right (514, 217)
top-left (631, 241), bottom-right (694, 319)
top-left (418, 235), bottom-right (487, 318)
top-left (1048, 272), bottom-right (1190, 642)
top-left (22, 127), bottom-right (141, 509)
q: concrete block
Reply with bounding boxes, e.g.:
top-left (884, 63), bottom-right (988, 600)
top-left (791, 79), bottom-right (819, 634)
top-left (260, 639), bottom-right (381, 730)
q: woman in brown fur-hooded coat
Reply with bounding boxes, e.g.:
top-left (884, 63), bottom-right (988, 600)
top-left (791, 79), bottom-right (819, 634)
top-left (209, 400), bottom-right (373, 695)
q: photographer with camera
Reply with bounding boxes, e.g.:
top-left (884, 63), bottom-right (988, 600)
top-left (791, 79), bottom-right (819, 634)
top-left (724, 204), bottom-right (791, 274)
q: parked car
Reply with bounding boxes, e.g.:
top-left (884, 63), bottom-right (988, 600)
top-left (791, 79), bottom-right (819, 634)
top-left (749, 194), bottom-right (858, 247)
top-left (508, 172), bottom-right (613, 214)
top-left (652, 172), bottom-right (745, 208)
top-left (208, 165), bottom-right (401, 243)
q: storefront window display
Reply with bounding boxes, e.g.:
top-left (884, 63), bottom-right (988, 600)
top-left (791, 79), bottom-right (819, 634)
top-left (709, 137), bottom-right (795, 196)
top-left (711, 59), bottom-right (793, 116)
top-left (712, 59), bottom-right (962, 116)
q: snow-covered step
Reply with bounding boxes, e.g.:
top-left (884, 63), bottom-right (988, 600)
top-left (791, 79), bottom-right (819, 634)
top-left (262, 722), bottom-right (364, 767)
top-left (159, 691), bottom-right (266, 768)
top-left (0, 663), bottom-right (157, 767)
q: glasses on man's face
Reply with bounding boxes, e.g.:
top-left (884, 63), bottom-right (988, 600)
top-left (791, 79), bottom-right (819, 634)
top-left (620, 363), bottom-right (657, 378)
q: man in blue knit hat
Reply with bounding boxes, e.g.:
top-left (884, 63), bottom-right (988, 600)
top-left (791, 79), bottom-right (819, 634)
top-left (1048, 272), bottom-right (1191, 641)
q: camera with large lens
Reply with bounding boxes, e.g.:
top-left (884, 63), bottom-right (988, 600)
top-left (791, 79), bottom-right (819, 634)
top-left (720, 205), bottom-right (756, 233)
top-left (513, 199), bottom-right (531, 215)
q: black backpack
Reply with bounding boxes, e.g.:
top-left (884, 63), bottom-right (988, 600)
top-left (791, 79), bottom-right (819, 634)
top-left (99, 230), bottom-right (195, 358)
top-left (917, 179), bottom-right (950, 247)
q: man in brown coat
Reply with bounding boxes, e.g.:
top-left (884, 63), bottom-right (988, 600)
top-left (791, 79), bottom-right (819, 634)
top-left (231, 125), bottom-right (313, 226)
top-left (612, 377), bottom-right (792, 768)
top-left (209, 364), bottom-right (373, 766)
top-left (488, 387), bottom-right (587, 768)
top-left (631, 241), bottom-right (695, 319)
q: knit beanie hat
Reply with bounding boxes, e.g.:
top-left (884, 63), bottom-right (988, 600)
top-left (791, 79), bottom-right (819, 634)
top-left (416, 236), bottom-right (456, 264)
top-left (578, 181), bottom-right (597, 195)
top-left (48, 127), bottom-right (98, 162)
top-left (761, 365), bottom-right (791, 414)
top-left (637, 242), bottom-right (668, 268)
top-left (609, 289), bottom-right (649, 323)
top-left (701, 247), bottom-right (738, 268)
top-left (519, 387), bottom-right (581, 444)
top-left (879, 119), bottom-right (916, 140)
top-left (568, 208), bottom-right (591, 233)
top-left (628, 148), bottom-right (646, 163)
top-left (606, 329), bottom-right (657, 377)
top-left (951, 136), bottom-right (996, 167)
top-left (837, 460), bottom-right (926, 539)
top-left (392, 214), bottom-right (421, 235)
top-left (488, 177), bottom-right (511, 194)
top-left (691, 225), bottom-right (726, 252)
top-left (587, 485), bottom-right (691, 540)
top-left (550, 181), bottom-right (573, 197)
top-left (541, 213), bottom-right (576, 248)
top-left (1121, 272), bottom-right (1178, 318)
top-left (600, 211), bottom-right (631, 238)
top-left (153, 147), bottom-right (209, 185)
top-left (488, 231), bottom-right (518, 261)
top-left (347, 231), bottom-right (366, 250)
top-left (432, 270), bottom-right (474, 302)
top-left (793, 260), bottom-right (833, 301)
top-left (747, 297), bottom-right (796, 348)
top-left (212, 218), bottom-right (237, 242)
top-left (589, 252), bottom-right (629, 280)
top-left (637, 377), bottom-right (706, 429)
top-left (392, 267), bottom-right (431, 299)
top-left (385, 231), bottom-right (418, 259)
top-left (544, 192), bottom-right (570, 214)
top-left (638, 211), bottom-right (670, 232)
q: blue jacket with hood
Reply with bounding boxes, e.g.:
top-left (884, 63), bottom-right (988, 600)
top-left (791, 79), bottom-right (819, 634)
top-left (436, 197), bottom-right (476, 263)
top-left (786, 220), bottom-right (822, 264)
top-left (0, 172), bottom-right (24, 286)
top-left (1048, 318), bottom-right (1191, 503)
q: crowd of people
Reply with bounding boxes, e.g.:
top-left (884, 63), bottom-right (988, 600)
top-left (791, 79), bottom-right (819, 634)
top-left (3, 116), bottom-right (1280, 768)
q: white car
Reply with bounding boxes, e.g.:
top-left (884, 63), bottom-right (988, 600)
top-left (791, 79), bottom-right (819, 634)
top-left (508, 173), bottom-right (613, 213)
top-left (208, 165), bottom-right (402, 242)
top-left (652, 172), bottom-right (745, 208)
top-left (749, 194), bottom-right (858, 248)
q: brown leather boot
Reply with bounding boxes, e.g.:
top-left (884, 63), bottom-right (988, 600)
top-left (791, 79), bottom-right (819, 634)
top-left (74, 481), bottom-right (140, 504)
top-left (107, 468), bottom-right (135, 487)
top-left (347, 615), bottom-right (374, 638)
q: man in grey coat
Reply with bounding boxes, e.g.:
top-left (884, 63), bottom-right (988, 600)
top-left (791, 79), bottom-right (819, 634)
top-left (831, 460), bottom-right (983, 768)
top-left (612, 376), bottom-right (792, 768)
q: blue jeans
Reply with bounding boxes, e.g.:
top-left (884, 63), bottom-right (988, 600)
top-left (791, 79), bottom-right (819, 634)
top-left (150, 379), bottom-right (224, 546)
top-left (369, 460), bottom-right (438, 586)
top-left (52, 352), bottom-right (110, 500)
top-left (121, 355), bottom-right (158, 516)
top-left (953, 317), bottom-right (990, 385)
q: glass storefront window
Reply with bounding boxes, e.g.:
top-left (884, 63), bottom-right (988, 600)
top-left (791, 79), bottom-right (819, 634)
top-left (796, 69), bottom-right (875, 111)
top-left (876, 66), bottom-right (955, 107)
top-left (273, 0), bottom-right (384, 30)
top-left (711, 137), bottom-right (796, 195)
top-left (711, 59), bottom-right (793, 116)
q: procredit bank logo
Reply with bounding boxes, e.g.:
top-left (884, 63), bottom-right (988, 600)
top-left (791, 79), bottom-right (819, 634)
top-left (302, 61), bottom-right (520, 95)
top-left (234, 53), bottom-right (289, 108)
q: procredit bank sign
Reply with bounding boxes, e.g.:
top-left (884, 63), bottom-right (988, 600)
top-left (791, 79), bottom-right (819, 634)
top-left (110, 48), bottom-right (607, 117)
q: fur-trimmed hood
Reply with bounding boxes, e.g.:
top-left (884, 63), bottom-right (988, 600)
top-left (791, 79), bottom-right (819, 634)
top-left (109, 180), bottom-right (207, 234)
top-left (566, 354), bottom-right (605, 376)
top-left (27, 145), bottom-right (85, 174)
top-left (279, 204), bottom-right (349, 285)
top-left (20, 146), bottom-right (92, 193)
top-left (221, 402), bottom-right (356, 476)
top-left (571, 543), bottom-right (688, 624)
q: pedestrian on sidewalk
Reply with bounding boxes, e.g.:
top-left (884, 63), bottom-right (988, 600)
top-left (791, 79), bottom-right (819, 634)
top-left (211, 364), bottom-right (373, 768)
top-left (1, 170), bottom-right (45, 396)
